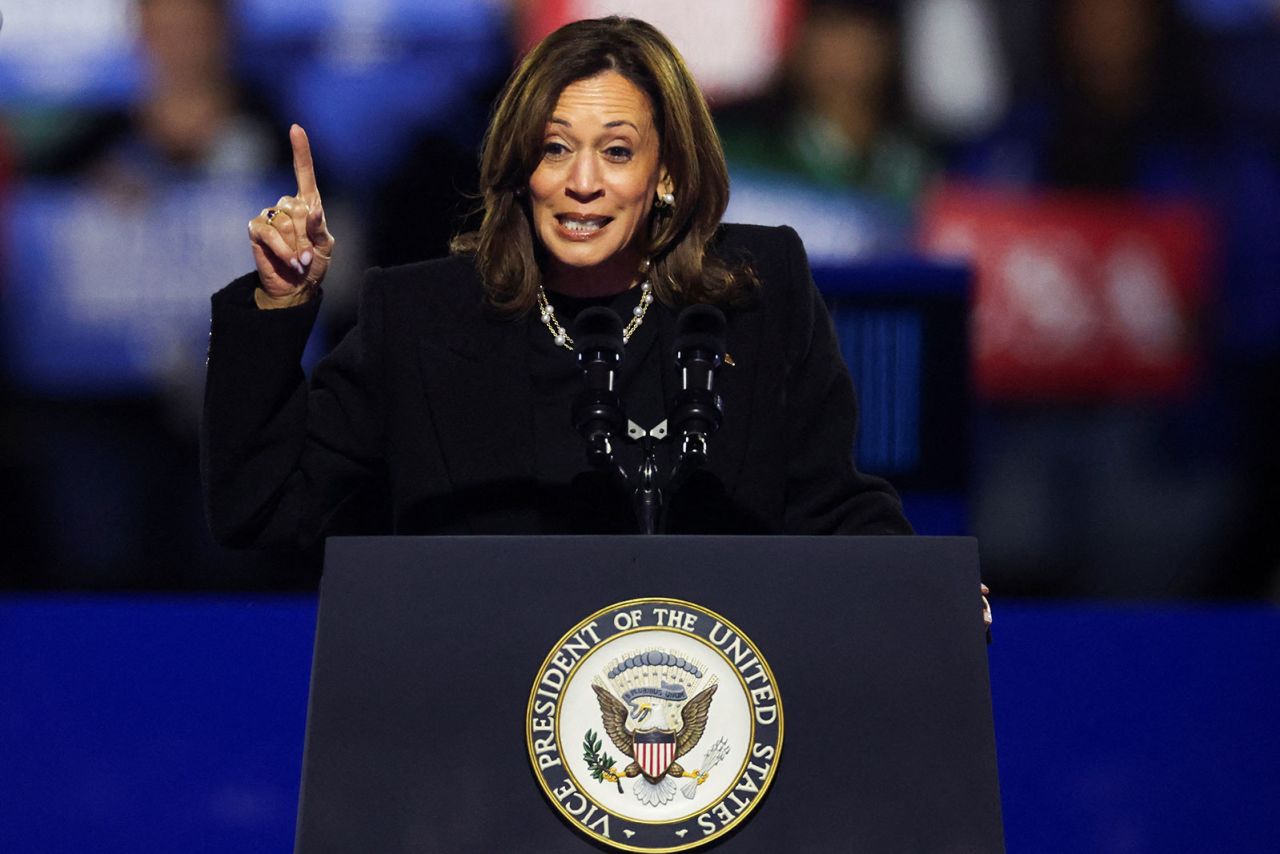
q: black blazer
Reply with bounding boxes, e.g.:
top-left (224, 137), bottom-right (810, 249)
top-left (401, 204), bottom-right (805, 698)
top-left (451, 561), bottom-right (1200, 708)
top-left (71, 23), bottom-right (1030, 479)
top-left (201, 224), bottom-right (911, 547)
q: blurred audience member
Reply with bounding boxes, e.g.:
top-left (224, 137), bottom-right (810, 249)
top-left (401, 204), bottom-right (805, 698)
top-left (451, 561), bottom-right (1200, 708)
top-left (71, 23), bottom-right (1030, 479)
top-left (26, 0), bottom-right (286, 184)
top-left (716, 0), bottom-right (934, 211)
top-left (955, 0), bottom-right (1212, 194)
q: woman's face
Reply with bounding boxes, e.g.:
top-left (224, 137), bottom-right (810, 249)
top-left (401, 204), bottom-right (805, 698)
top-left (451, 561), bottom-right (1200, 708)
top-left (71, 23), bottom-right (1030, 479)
top-left (528, 71), bottom-right (669, 289)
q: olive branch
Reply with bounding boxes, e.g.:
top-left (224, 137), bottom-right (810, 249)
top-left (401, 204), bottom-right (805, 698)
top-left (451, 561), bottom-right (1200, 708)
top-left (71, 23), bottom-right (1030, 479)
top-left (582, 729), bottom-right (623, 793)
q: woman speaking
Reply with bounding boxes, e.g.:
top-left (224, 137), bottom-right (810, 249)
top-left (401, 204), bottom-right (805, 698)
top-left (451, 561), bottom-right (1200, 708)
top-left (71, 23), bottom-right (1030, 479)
top-left (201, 16), bottom-right (912, 545)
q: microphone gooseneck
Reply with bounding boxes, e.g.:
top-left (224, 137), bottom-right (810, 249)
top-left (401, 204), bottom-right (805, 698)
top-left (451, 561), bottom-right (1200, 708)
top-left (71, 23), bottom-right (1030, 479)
top-left (571, 306), bottom-right (626, 467)
top-left (671, 304), bottom-right (727, 463)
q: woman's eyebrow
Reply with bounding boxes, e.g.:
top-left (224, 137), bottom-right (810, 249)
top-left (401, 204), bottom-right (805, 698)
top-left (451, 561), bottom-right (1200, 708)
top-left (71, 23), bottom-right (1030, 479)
top-left (547, 117), bottom-right (640, 132)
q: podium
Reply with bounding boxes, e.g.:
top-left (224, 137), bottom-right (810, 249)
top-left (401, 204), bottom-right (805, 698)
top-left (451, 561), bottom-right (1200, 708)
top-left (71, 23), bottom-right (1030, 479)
top-left (295, 536), bottom-right (1003, 852)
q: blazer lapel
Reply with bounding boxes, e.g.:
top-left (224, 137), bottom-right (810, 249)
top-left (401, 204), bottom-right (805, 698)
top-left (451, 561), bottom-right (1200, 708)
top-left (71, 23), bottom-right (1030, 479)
top-left (704, 304), bottom-right (761, 494)
top-left (417, 297), bottom-right (538, 532)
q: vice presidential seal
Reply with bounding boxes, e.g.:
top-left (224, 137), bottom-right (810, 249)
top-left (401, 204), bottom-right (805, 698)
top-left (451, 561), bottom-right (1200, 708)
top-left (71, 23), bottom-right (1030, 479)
top-left (526, 598), bottom-right (783, 852)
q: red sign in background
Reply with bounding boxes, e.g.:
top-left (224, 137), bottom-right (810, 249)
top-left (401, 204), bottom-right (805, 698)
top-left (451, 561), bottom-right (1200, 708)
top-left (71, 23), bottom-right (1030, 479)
top-left (920, 184), bottom-right (1216, 402)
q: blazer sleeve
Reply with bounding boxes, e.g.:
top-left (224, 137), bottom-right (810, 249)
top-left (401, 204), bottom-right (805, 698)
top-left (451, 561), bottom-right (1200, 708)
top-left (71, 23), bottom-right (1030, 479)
top-left (776, 227), bottom-right (914, 535)
top-left (200, 271), bottom-right (389, 549)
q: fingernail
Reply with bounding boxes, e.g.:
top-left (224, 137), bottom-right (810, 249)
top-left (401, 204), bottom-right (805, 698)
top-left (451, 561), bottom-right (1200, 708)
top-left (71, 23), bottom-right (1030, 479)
top-left (291, 259), bottom-right (304, 274)
top-left (300, 250), bottom-right (313, 266)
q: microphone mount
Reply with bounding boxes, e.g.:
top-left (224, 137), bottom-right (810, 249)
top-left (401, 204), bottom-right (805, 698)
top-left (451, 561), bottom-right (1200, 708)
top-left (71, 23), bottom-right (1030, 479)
top-left (570, 304), bottom-right (728, 534)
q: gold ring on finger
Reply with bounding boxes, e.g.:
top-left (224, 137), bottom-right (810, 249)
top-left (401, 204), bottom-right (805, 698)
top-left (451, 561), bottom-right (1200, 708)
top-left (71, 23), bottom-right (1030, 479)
top-left (265, 208), bottom-right (281, 223)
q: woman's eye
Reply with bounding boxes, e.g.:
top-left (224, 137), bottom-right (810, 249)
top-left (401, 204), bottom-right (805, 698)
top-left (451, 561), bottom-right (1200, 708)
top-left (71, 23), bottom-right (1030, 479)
top-left (542, 142), bottom-right (569, 160)
top-left (604, 146), bottom-right (633, 162)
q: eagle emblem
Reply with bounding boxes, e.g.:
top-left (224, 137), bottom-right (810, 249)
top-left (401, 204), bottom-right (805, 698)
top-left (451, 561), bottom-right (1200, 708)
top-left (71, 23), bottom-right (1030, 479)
top-left (528, 598), bottom-right (783, 849)
top-left (586, 649), bottom-right (724, 807)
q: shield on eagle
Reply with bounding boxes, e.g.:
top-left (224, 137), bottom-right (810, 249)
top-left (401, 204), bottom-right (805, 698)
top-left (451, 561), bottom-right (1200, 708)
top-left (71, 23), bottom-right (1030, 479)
top-left (633, 730), bottom-right (677, 779)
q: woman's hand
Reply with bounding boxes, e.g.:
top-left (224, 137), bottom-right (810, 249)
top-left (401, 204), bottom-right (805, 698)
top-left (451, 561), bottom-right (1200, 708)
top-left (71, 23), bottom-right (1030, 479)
top-left (247, 124), bottom-right (335, 306)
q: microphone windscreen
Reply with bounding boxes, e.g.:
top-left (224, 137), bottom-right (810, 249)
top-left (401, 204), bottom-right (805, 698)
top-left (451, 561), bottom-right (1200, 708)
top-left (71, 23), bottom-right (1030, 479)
top-left (675, 304), bottom-right (727, 358)
top-left (572, 306), bottom-right (625, 357)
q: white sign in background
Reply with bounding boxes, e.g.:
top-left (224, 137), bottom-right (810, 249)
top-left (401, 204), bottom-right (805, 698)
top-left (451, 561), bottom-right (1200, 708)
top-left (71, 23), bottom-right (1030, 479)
top-left (5, 181), bottom-right (269, 392)
top-left (573, 0), bottom-right (785, 100)
top-left (0, 0), bottom-right (137, 103)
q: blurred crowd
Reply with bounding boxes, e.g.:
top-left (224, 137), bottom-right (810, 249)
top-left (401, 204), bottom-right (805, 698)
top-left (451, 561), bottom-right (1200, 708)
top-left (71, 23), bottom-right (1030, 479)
top-left (1, 0), bottom-right (1277, 597)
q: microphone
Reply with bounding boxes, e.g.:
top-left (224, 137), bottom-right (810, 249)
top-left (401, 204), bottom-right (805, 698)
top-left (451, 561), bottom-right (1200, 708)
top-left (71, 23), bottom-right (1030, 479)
top-left (670, 304), bottom-right (727, 462)
top-left (571, 306), bottom-right (626, 466)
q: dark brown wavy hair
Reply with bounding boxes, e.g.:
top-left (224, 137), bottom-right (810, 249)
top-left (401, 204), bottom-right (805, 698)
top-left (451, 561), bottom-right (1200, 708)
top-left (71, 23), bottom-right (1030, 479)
top-left (450, 16), bottom-right (757, 314)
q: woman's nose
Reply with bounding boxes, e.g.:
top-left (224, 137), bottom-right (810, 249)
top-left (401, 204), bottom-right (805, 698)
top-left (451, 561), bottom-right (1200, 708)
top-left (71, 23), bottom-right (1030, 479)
top-left (565, 153), bottom-right (604, 201)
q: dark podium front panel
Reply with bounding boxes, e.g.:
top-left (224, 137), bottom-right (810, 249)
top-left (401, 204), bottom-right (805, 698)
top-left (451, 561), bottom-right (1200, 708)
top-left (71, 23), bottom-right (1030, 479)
top-left (296, 536), bottom-right (1002, 853)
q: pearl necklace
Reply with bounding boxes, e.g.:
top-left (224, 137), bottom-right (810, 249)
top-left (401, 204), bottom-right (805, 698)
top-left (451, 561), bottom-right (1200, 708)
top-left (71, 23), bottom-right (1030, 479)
top-left (537, 280), bottom-right (654, 351)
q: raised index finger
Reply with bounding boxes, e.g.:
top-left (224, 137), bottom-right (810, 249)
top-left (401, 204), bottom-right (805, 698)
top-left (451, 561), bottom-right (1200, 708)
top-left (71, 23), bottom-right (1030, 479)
top-left (290, 123), bottom-right (321, 203)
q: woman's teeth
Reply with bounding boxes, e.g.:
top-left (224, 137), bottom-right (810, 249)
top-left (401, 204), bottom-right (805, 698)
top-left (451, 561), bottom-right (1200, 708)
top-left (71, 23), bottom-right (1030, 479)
top-left (559, 217), bottom-right (609, 233)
